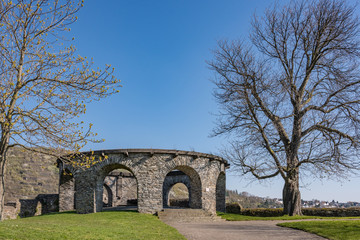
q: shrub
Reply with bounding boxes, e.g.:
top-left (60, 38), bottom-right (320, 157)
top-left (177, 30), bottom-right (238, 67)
top-left (225, 202), bottom-right (242, 214)
top-left (302, 207), bottom-right (360, 217)
top-left (226, 206), bottom-right (360, 217)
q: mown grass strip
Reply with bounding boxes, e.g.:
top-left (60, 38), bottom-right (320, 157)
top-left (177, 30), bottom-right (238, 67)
top-left (277, 220), bottom-right (360, 240)
top-left (217, 212), bottom-right (360, 221)
top-left (0, 211), bottom-right (185, 240)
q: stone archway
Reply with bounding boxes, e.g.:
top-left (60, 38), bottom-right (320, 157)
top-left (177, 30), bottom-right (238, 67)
top-left (167, 183), bottom-right (190, 207)
top-left (162, 170), bottom-right (191, 208)
top-left (103, 183), bottom-right (113, 207)
top-left (163, 166), bottom-right (202, 209)
top-left (58, 149), bottom-right (229, 215)
top-left (95, 163), bottom-right (138, 212)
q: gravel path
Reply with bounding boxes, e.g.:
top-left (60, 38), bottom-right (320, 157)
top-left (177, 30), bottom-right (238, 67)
top-left (165, 220), bottom-right (327, 240)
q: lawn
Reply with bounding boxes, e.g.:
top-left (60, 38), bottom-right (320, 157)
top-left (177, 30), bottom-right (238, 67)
top-left (278, 220), bottom-right (360, 240)
top-left (0, 211), bottom-right (185, 240)
top-left (217, 212), bottom-right (360, 221)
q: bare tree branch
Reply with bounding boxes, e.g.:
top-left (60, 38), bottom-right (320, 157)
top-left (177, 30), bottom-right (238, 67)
top-left (209, 0), bottom-right (360, 216)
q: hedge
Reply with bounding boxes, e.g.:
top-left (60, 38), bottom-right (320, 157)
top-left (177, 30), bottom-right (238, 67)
top-left (302, 207), bottom-right (360, 217)
top-left (225, 202), bottom-right (242, 214)
top-left (225, 203), bottom-right (360, 217)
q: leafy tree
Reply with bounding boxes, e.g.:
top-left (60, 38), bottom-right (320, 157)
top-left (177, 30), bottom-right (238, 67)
top-left (209, 0), bottom-right (360, 215)
top-left (0, 0), bottom-right (121, 219)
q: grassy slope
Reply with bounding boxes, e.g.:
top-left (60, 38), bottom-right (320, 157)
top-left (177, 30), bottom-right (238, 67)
top-left (217, 212), bottom-right (360, 221)
top-left (0, 211), bottom-right (185, 240)
top-left (278, 220), bottom-right (360, 240)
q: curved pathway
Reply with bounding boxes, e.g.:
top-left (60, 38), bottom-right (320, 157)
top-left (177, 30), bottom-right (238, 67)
top-left (165, 220), bottom-right (326, 240)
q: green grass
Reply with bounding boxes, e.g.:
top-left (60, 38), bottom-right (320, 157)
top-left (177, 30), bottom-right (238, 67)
top-left (0, 211), bottom-right (185, 240)
top-left (217, 212), bottom-right (360, 221)
top-left (278, 220), bottom-right (360, 240)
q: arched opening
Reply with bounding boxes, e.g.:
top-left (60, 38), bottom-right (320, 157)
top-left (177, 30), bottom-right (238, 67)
top-left (168, 182), bottom-right (189, 208)
top-left (162, 166), bottom-right (202, 209)
top-left (96, 164), bottom-right (138, 212)
top-left (103, 183), bottom-right (113, 207)
top-left (216, 172), bottom-right (226, 212)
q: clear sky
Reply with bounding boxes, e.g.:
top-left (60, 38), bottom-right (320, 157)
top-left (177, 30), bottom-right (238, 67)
top-left (71, 0), bottom-right (360, 203)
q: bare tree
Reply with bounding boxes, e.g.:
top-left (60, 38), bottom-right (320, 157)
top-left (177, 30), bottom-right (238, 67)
top-left (209, 0), bottom-right (360, 215)
top-left (0, 0), bottom-right (121, 219)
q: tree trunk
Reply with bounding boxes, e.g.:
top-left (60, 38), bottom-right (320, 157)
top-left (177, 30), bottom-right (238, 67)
top-left (0, 152), bottom-right (6, 221)
top-left (0, 130), bottom-right (10, 221)
top-left (282, 172), bottom-right (302, 216)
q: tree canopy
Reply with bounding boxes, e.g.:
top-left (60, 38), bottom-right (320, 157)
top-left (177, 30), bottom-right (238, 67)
top-left (0, 0), bottom-right (121, 219)
top-left (209, 0), bottom-right (360, 215)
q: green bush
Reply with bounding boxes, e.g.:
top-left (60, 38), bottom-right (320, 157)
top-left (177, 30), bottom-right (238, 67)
top-left (225, 202), bottom-right (242, 214)
top-left (302, 207), bottom-right (360, 217)
top-left (225, 206), bottom-right (360, 217)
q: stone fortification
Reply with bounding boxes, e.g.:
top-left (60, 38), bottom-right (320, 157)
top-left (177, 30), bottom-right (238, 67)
top-left (3, 148), bottom-right (229, 219)
top-left (59, 149), bottom-right (229, 215)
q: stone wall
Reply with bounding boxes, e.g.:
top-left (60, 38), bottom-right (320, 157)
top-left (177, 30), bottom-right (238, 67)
top-left (3, 201), bottom-right (20, 220)
top-left (5, 148), bottom-right (59, 202)
top-left (3, 148), bottom-right (59, 219)
top-left (59, 149), bottom-right (229, 215)
top-left (19, 194), bottom-right (59, 218)
top-left (3, 148), bottom-right (228, 219)
top-left (3, 194), bottom-right (59, 219)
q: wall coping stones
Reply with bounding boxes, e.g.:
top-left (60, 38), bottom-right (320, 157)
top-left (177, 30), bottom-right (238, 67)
top-left (71, 148), bottom-right (229, 168)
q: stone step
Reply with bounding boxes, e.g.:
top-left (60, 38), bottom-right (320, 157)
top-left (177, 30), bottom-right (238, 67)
top-left (160, 217), bottom-right (224, 223)
top-left (158, 209), bottom-right (211, 217)
top-left (158, 208), bottom-right (226, 223)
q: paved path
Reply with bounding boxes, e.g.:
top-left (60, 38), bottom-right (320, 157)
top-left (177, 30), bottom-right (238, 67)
top-left (165, 220), bottom-right (327, 240)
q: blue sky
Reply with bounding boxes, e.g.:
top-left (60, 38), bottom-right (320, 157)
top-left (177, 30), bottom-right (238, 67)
top-left (72, 0), bottom-right (360, 202)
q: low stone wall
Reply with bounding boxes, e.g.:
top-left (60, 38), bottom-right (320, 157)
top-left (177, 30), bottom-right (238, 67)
top-left (3, 194), bottom-right (59, 219)
top-left (3, 201), bottom-right (20, 220)
top-left (19, 199), bottom-right (42, 218)
top-left (169, 199), bottom-right (189, 208)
